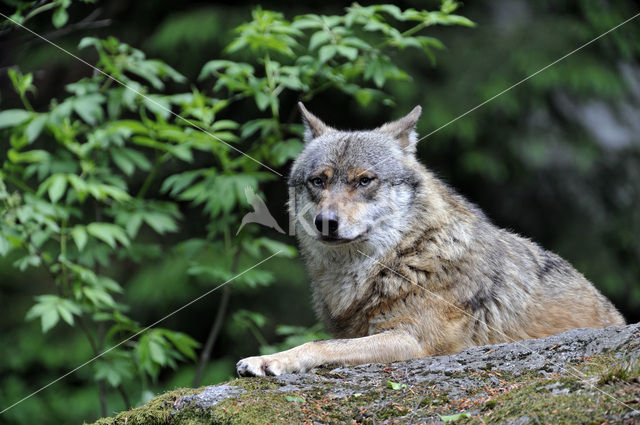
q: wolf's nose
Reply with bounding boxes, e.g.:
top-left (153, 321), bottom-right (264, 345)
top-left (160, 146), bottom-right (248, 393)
top-left (315, 212), bottom-right (339, 237)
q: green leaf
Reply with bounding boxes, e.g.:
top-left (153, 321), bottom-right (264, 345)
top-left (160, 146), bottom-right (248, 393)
top-left (78, 37), bottom-right (101, 51)
top-left (160, 170), bottom-right (202, 196)
top-left (94, 358), bottom-right (132, 388)
top-left (336, 45), bottom-right (358, 61)
top-left (111, 149), bottom-right (135, 176)
top-left (87, 223), bottom-right (129, 249)
top-left (309, 31), bottom-right (331, 50)
top-left (377, 4), bottom-right (403, 20)
top-left (438, 14), bottom-right (475, 27)
top-left (386, 381), bottom-right (407, 390)
top-left (225, 38), bottom-right (248, 55)
top-left (342, 37), bottom-right (371, 50)
top-left (41, 307), bottom-right (60, 333)
top-left (67, 174), bottom-right (88, 202)
top-left (240, 119), bottom-right (272, 139)
top-left (162, 331), bottom-right (199, 360)
top-left (318, 45), bottom-right (337, 63)
top-left (110, 120), bottom-right (150, 135)
top-left (7, 149), bottom-right (49, 164)
top-left (234, 267), bottom-right (274, 288)
top-left (0, 109), bottom-right (32, 129)
top-left (71, 226), bottom-right (88, 250)
top-left (253, 238), bottom-right (297, 258)
top-left (0, 234), bottom-right (12, 257)
top-left (97, 276), bottom-right (123, 294)
top-left (148, 340), bottom-right (166, 365)
top-left (211, 120), bottom-right (239, 131)
top-left (8, 68), bottom-right (35, 97)
top-left (439, 413), bottom-right (471, 422)
top-left (25, 296), bottom-right (72, 333)
top-left (168, 144), bottom-right (193, 163)
top-left (355, 88), bottom-right (374, 107)
top-left (254, 91), bottom-right (271, 111)
top-left (232, 309), bottom-right (268, 330)
top-left (143, 212), bottom-right (178, 234)
top-left (198, 60), bottom-right (235, 80)
top-left (83, 286), bottom-right (116, 308)
top-left (14, 254), bottom-right (41, 271)
top-left (440, 0), bottom-right (459, 13)
top-left (291, 17), bottom-right (322, 30)
top-left (136, 335), bottom-right (155, 377)
top-left (56, 299), bottom-right (81, 326)
top-left (119, 213), bottom-right (142, 237)
top-left (52, 7), bottom-right (69, 28)
top-left (121, 148), bottom-right (151, 171)
top-left (48, 174), bottom-right (68, 203)
top-left (285, 395), bottom-right (305, 403)
top-left (82, 183), bottom-right (131, 202)
top-left (73, 94), bottom-right (105, 125)
top-left (25, 114), bottom-right (47, 143)
top-left (94, 362), bottom-right (121, 387)
top-left (143, 95), bottom-right (171, 119)
top-left (271, 138), bottom-right (303, 166)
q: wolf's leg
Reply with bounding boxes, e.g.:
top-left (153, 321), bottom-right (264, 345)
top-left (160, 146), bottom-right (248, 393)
top-left (236, 331), bottom-right (424, 377)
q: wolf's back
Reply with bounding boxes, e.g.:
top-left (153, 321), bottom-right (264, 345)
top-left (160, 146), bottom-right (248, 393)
top-left (378, 166), bottom-right (625, 350)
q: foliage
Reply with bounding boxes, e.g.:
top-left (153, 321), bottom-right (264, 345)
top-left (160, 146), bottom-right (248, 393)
top-left (0, 1), bottom-right (470, 422)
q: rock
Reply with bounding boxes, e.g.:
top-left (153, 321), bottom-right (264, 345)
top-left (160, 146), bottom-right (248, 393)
top-left (173, 385), bottom-right (246, 410)
top-left (89, 323), bottom-right (640, 424)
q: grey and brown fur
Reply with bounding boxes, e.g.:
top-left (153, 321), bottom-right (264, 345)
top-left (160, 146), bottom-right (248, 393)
top-left (236, 103), bottom-right (625, 377)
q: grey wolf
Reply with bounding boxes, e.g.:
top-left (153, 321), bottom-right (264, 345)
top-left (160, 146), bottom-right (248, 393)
top-left (236, 103), bottom-right (625, 377)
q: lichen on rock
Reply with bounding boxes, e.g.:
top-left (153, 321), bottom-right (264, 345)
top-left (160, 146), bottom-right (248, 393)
top-left (87, 323), bottom-right (640, 424)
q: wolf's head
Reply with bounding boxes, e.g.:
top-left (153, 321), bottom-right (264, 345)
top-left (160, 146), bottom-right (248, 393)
top-left (288, 103), bottom-right (425, 256)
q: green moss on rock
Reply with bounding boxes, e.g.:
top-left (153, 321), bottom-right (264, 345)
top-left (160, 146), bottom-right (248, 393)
top-left (88, 388), bottom-right (203, 425)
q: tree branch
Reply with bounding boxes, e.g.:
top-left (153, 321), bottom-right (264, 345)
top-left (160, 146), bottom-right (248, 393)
top-left (192, 285), bottom-right (232, 387)
top-left (116, 385), bottom-right (131, 409)
top-left (192, 251), bottom-right (239, 386)
top-left (98, 381), bottom-right (107, 418)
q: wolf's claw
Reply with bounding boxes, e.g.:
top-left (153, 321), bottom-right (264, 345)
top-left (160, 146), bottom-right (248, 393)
top-left (236, 356), bottom-right (292, 377)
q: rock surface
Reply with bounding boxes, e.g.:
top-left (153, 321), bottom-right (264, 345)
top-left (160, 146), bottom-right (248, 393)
top-left (90, 323), bottom-right (640, 424)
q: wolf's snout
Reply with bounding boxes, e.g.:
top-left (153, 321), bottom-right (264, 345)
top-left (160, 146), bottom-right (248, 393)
top-left (315, 212), bottom-right (339, 237)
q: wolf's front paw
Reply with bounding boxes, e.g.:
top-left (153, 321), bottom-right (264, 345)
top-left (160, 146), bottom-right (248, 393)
top-left (236, 355), bottom-right (298, 377)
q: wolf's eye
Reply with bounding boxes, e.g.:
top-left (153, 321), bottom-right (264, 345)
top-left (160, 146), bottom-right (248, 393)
top-left (310, 177), bottom-right (324, 188)
top-left (358, 176), bottom-right (374, 187)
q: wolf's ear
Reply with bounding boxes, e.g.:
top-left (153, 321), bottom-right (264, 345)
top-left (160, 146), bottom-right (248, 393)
top-left (299, 102), bottom-right (332, 142)
top-left (377, 105), bottom-right (422, 154)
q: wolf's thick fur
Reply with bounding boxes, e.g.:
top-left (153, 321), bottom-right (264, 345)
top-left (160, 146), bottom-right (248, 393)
top-left (236, 104), bottom-right (625, 377)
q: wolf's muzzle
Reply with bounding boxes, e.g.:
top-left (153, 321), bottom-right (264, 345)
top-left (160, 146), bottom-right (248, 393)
top-left (315, 211), bottom-right (339, 238)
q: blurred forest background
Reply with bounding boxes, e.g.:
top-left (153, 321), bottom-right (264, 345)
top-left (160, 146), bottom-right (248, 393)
top-left (1, 0), bottom-right (639, 424)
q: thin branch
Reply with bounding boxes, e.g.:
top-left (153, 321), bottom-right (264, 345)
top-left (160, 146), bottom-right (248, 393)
top-left (23, 1), bottom-right (56, 23)
top-left (45, 9), bottom-right (111, 40)
top-left (192, 285), bottom-right (231, 387)
top-left (77, 316), bottom-right (100, 355)
top-left (19, 93), bottom-right (34, 112)
top-left (192, 251), bottom-right (240, 386)
top-left (80, 317), bottom-right (107, 416)
top-left (98, 381), bottom-right (107, 418)
top-left (116, 385), bottom-right (131, 409)
top-left (136, 153), bottom-right (166, 199)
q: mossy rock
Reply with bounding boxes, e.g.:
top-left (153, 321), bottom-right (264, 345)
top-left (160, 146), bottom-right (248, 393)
top-left (87, 323), bottom-right (640, 424)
